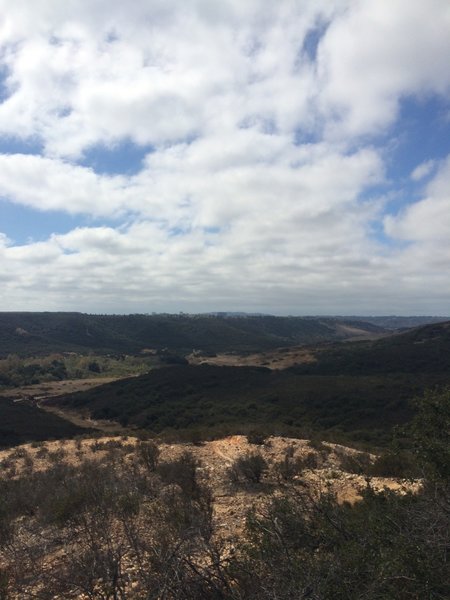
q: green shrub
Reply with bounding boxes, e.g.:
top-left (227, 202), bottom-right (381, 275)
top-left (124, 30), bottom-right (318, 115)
top-left (307, 437), bottom-right (328, 453)
top-left (157, 451), bottom-right (199, 497)
top-left (137, 440), bottom-right (160, 471)
top-left (369, 451), bottom-right (417, 478)
top-left (228, 452), bottom-right (268, 484)
top-left (246, 429), bottom-right (268, 445)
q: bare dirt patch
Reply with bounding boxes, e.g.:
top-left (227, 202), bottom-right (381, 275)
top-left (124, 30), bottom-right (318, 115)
top-left (188, 346), bottom-right (318, 369)
top-left (0, 435), bottom-right (420, 542)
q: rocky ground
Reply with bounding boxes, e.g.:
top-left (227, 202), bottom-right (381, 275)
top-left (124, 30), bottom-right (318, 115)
top-left (0, 434), bottom-right (420, 543)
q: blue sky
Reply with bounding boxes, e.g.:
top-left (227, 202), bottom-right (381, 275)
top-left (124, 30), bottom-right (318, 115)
top-left (0, 0), bottom-right (449, 315)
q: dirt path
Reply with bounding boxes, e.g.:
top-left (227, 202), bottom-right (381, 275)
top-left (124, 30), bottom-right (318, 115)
top-left (1, 377), bottom-right (131, 435)
top-left (40, 402), bottom-right (129, 435)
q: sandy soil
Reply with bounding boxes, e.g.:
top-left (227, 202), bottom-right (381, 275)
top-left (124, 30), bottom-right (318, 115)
top-left (0, 435), bottom-right (421, 542)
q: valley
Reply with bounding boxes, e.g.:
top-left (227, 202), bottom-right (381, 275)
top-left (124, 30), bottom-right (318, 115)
top-left (0, 313), bottom-right (449, 599)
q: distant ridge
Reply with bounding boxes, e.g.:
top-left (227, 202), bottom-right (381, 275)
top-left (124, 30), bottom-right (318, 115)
top-left (0, 312), bottom-right (388, 357)
top-left (332, 315), bottom-right (450, 330)
top-left (293, 319), bottom-right (450, 375)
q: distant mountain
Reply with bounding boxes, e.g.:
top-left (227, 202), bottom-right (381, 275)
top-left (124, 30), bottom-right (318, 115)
top-left (0, 312), bottom-right (387, 357)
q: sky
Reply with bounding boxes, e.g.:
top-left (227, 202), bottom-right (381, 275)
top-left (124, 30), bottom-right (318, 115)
top-left (0, 0), bottom-right (449, 316)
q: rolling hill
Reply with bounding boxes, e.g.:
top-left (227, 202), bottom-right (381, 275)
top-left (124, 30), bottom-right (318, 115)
top-left (294, 320), bottom-right (450, 375)
top-left (46, 321), bottom-right (450, 445)
top-left (0, 312), bottom-right (387, 357)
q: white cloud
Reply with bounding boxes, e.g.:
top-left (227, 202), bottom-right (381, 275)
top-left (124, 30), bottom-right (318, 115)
top-left (411, 160), bottom-right (436, 182)
top-left (317, 0), bottom-right (450, 139)
top-left (0, 154), bottom-right (129, 216)
top-left (0, 1), bottom-right (323, 157)
top-left (0, 0), bottom-right (448, 313)
top-left (1, 0), bottom-right (449, 153)
top-left (385, 157), bottom-right (450, 242)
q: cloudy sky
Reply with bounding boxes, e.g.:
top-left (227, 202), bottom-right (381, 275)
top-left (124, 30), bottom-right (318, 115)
top-left (0, 0), bottom-right (449, 315)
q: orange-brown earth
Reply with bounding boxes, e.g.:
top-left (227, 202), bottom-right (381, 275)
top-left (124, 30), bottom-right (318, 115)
top-left (187, 346), bottom-right (318, 369)
top-left (0, 435), bottom-right (420, 541)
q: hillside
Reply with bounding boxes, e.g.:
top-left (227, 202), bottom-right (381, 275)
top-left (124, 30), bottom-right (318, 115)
top-left (0, 433), bottom-right (433, 599)
top-left (294, 320), bottom-right (450, 375)
top-left (0, 396), bottom-right (88, 448)
top-left (335, 315), bottom-right (450, 330)
top-left (46, 321), bottom-right (450, 446)
top-left (46, 370), bottom-right (447, 447)
top-left (0, 312), bottom-right (386, 357)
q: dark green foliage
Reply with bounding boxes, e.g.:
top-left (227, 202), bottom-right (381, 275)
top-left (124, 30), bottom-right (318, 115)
top-left (246, 429), bottom-right (268, 445)
top-left (295, 320), bottom-right (450, 376)
top-left (230, 389), bottom-right (450, 598)
top-left (0, 311), bottom-right (386, 357)
top-left (0, 397), bottom-right (87, 449)
top-left (3, 317), bottom-right (450, 449)
top-left (369, 450), bottom-right (418, 478)
top-left (405, 386), bottom-right (450, 481)
top-left (232, 483), bottom-right (450, 600)
top-left (337, 315), bottom-right (449, 330)
top-left (87, 360), bottom-right (101, 373)
top-left (0, 569), bottom-right (8, 600)
top-left (49, 363), bottom-right (450, 446)
top-left (0, 352), bottom-right (160, 390)
top-left (307, 436), bottom-right (328, 452)
top-left (0, 318), bottom-right (449, 597)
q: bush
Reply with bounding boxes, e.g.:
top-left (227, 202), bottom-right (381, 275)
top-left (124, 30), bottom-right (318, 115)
top-left (336, 450), bottom-right (372, 475)
top-left (274, 449), bottom-right (304, 481)
top-left (35, 445), bottom-right (49, 459)
top-left (307, 437), bottom-right (329, 453)
top-left (299, 452), bottom-right (319, 470)
top-left (48, 448), bottom-right (67, 463)
top-left (369, 451), bottom-right (417, 478)
top-left (157, 451), bottom-right (199, 497)
top-left (137, 440), bottom-right (160, 471)
top-left (246, 429), bottom-right (268, 445)
top-left (228, 452), bottom-right (268, 484)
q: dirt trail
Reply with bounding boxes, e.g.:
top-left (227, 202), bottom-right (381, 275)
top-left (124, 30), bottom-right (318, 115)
top-left (0, 377), bottom-right (130, 435)
top-left (40, 402), bottom-right (128, 435)
top-left (210, 436), bottom-right (244, 465)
